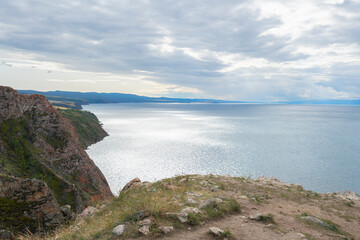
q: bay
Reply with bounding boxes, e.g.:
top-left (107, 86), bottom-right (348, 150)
top-left (84, 103), bottom-right (360, 195)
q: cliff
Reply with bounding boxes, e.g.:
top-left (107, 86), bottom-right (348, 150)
top-left (58, 108), bottom-right (108, 149)
top-left (0, 86), bottom-right (112, 218)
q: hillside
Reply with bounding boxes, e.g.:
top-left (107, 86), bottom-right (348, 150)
top-left (58, 109), bottom-right (108, 149)
top-left (22, 175), bottom-right (360, 240)
top-left (0, 86), bottom-right (113, 235)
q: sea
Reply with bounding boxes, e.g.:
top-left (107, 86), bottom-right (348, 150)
top-left (83, 103), bottom-right (360, 195)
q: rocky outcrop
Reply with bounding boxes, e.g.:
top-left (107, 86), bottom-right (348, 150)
top-left (0, 175), bottom-right (63, 233)
top-left (0, 86), bottom-right (112, 208)
top-left (0, 86), bottom-right (113, 233)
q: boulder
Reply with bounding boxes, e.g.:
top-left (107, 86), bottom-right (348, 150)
top-left (159, 226), bottom-right (174, 234)
top-left (60, 205), bottom-right (73, 221)
top-left (139, 218), bottom-right (152, 226)
top-left (112, 224), bottom-right (125, 236)
top-left (199, 199), bottom-right (216, 209)
top-left (78, 206), bottom-right (97, 218)
top-left (343, 190), bottom-right (360, 201)
top-left (121, 178), bottom-right (141, 192)
top-left (139, 225), bottom-right (150, 235)
top-left (209, 227), bottom-right (224, 236)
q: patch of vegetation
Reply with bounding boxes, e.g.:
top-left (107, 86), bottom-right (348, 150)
top-left (187, 212), bottom-right (203, 226)
top-left (58, 109), bottom-right (108, 149)
top-left (0, 198), bottom-right (39, 233)
top-left (259, 214), bottom-right (276, 224)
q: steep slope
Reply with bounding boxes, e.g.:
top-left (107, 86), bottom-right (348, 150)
top-left (58, 108), bottom-right (108, 149)
top-left (0, 86), bottom-right (113, 212)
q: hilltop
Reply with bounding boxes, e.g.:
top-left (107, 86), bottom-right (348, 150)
top-left (21, 174), bottom-right (360, 240)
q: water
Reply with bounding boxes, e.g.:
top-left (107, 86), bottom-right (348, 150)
top-left (84, 103), bottom-right (360, 195)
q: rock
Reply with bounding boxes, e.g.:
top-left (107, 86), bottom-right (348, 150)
top-left (187, 197), bottom-right (197, 204)
top-left (300, 216), bottom-right (336, 230)
top-left (178, 212), bottom-right (188, 223)
top-left (250, 214), bottom-right (262, 220)
top-left (214, 198), bottom-right (223, 203)
top-left (186, 191), bottom-right (202, 197)
top-left (0, 175), bottom-right (64, 232)
top-left (210, 186), bottom-right (219, 192)
top-left (0, 230), bottom-right (14, 240)
top-left (78, 206), bottom-right (97, 218)
top-left (209, 227), bottom-right (224, 236)
top-left (139, 225), bottom-right (150, 235)
top-left (121, 178), bottom-right (141, 192)
top-left (159, 226), bottom-right (174, 234)
top-left (181, 207), bottom-right (202, 214)
top-left (200, 180), bottom-right (208, 186)
top-left (257, 175), bottom-right (280, 182)
top-left (178, 178), bottom-right (187, 183)
top-left (342, 190), bottom-right (360, 200)
top-left (60, 205), bottom-right (73, 221)
top-left (199, 199), bottom-right (216, 209)
top-left (112, 224), bottom-right (125, 236)
top-left (333, 191), bottom-right (340, 195)
top-left (139, 218), bottom-right (152, 226)
top-left (238, 195), bottom-right (248, 200)
top-left (0, 87), bottom-right (113, 214)
top-left (128, 210), bottom-right (148, 221)
top-left (297, 233), bottom-right (306, 238)
top-left (177, 207), bottom-right (202, 223)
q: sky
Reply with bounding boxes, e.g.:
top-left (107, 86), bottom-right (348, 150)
top-left (1, 0), bottom-right (360, 101)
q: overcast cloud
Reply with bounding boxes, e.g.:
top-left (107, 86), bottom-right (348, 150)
top-left (1, 0), bottom-right (360, 101)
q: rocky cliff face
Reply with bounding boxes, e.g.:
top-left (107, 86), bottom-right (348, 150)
top-left (0, 175), bottom-right (64, 233)
top-left (0, 86), bottom-right (113, 213)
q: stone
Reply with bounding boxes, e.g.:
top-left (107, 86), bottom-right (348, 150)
top-left (199, 199), bottom-right (216, 209)
top-left (139, 225), bottom-right (150, 235)
top-left (214, 198), bottom-right (223, 203)
top-left (209, 227), bottom-right (224, 236)
top-left (178, 178), bottom-right (187, 183)
top-left (121, 178), bottom-right (141, 192)
top-left (187, 197), bottom-right (197, 205)
top-left (178, 207), bottom-right (202, 222)
top-left (210, 186), bottom-right (219, 192)
top-left (112, 224), bottom-right (125, 236)
top-left (139, 218), bottom-right (152, 226)
top-left (181, 207), bottom-right (202, 214)
top-left (159, 226), bottom-right (174, 234)
top-left (250, 214), bottom-right (262, 220)
top-left (186, 191), bottom-right (202, 197)
top-left (297, 233), bottom-right (306, 238)
top-left (128, 210), bottom-right (148, 221)
top-left (0, 230), bottom-right (14, 240)
top-left (78, 206), bottom-right (97, 218)
top-left (60, 205), bottom-right (73, 221)
top-left (343, 190), bottom-right (360, 200)
top-left (178, 212), bottom-right (188, 223)
top-left (239, 195), bottom-right (248, 200)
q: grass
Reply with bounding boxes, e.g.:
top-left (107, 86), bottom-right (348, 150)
top-left (18, 175), bottom-right (243, 239)
top-left (258, 214), bottom-right (276, 224)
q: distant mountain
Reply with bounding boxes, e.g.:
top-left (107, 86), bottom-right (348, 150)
top-left (18, 90), bottom-right (235, 107)
top-left (275, 99), bottom-right (360, 105)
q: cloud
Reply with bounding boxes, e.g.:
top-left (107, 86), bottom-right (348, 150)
top-left (0, 0), bottom-right (360, 100)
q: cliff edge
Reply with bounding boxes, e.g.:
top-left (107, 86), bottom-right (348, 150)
top-left (0, 86), bottom-right (113, 233)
